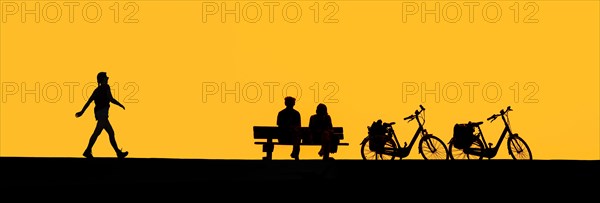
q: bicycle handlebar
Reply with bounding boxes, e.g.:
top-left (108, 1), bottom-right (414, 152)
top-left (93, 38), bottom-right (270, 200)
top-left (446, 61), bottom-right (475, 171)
top-left (487, 114), bottom-right (499, 122)
top-left (404, 105), bottom-right (425, 122)
top-left (415, 105), bottom-right (425, 115)
top-left (488, 106), bottom-right (513, 122)
top-left (500, 106), bottom-right (513, 114)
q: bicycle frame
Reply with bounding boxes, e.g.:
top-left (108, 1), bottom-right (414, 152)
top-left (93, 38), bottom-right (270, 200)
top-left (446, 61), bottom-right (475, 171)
top-left (465, 108), bottom-right (518, 158)
top-left (384, 108), bottom-right (434, 158)
top-left (387, 123), bottom-right (426, 158)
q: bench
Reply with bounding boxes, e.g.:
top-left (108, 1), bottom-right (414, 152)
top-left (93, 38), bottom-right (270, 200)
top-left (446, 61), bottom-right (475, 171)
top-left (253, 126), bottom-right (350, 160)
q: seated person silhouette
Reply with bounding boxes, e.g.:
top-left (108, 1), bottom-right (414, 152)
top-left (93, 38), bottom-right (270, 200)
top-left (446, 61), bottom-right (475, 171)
top-left (309, 103), bottom-right (337, 160)
top-left (277, 96), bottom-right (301, 160)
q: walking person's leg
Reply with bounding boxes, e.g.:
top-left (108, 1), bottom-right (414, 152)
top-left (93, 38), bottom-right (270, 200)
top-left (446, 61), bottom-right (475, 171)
top-left (83, 121), bottom-right (104, 158)
top-left (103, 119), bottom-right (128, 158)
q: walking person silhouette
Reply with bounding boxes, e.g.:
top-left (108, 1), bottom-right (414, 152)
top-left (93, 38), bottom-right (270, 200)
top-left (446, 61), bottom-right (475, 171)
top-left (75, 72), bottom-right (128, 159)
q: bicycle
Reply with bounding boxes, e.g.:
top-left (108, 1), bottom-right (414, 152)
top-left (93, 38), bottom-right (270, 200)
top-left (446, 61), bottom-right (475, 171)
top-left (360, 105), bottom-right (449, 160)
top-left (448, 106), bottom-right (533, 160)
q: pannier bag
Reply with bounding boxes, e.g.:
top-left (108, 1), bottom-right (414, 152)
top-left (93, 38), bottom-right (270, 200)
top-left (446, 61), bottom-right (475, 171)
top-left (368, 120), bottom-right (387, 152)
top-left (453, 123), bottom-right (476, 149)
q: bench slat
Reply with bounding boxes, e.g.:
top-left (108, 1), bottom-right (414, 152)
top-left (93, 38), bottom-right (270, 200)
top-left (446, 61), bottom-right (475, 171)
top-left (253, 126), bottom-right (344, 140)
top-left (254, 142), bottom-right (350, 146)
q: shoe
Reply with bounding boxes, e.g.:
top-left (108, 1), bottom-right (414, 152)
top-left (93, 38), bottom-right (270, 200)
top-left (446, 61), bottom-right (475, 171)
top-left (117, 150), bottom-right (128, 159)
top-left (83, 152), bottom-right (94, 159)
top-left (290, 153), bottom-right (299, 160)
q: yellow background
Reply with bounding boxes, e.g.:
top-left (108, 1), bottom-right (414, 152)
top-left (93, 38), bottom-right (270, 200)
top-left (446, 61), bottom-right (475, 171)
top-left (1, 0), bottom-right (598, 160)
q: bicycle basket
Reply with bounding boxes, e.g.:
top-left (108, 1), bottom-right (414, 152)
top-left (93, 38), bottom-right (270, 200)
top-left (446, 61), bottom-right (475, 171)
top-left (368, 120), bottom-right (387, 152)
top-left (453, 123), bottom-right (476, 149)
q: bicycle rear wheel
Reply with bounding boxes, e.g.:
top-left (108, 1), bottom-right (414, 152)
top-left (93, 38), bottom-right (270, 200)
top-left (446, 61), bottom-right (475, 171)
top-left (507, 135), bottom-right (532, 160)
top-left (419, 135), bottom-right (449, 160)
top-left (361, 136), bottom-right (396, 160)
top-left (449, 138), bottom-right (484, 160)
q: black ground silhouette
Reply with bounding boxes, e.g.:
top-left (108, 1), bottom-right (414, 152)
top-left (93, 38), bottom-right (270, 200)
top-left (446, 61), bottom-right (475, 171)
top-left (0, 157), bottom-right (598, 200)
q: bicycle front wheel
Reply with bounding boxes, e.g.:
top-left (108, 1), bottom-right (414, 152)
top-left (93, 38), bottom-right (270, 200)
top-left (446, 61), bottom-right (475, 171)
top-left (507, 136), bottom-right (532, 160)
top-left (361, 136), bottom-right (397, 160)
top-left (419, 135), bottom-right (449, 160)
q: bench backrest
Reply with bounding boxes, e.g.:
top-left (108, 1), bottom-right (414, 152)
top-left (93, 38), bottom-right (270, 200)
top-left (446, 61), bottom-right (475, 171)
top-left (253, 126), bottom-right (344, 140)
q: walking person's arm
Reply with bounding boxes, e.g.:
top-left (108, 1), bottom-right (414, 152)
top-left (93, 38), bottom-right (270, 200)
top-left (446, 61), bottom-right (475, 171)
top-left (75, 90), bottom-right (95, 117)
top-left (109, 88), bottom-right (125, 110)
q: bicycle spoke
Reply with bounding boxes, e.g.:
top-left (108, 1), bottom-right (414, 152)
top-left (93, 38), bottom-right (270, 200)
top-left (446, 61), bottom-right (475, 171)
top-left (510, 139), bottom-right (524, 153)
top-left (508, 136), bottom-right (532, 160)
top-left (361, 138), bottom-right (396, 160)
top-left (426, 139), bottom-right (436, 152)
top-left (420, 136), bottom-right (449, 160)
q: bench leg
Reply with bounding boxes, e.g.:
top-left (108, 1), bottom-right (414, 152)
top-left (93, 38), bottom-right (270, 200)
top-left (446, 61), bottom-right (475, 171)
top-left (262, 143), bottom-right (274, 160)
